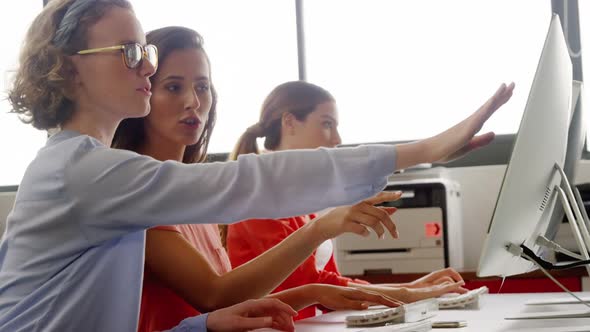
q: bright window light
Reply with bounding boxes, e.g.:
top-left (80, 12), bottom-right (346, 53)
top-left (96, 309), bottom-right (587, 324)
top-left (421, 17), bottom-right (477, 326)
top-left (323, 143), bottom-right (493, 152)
top-left (0, 1), bottom-right (45, 186)
top-left (304, 0), bottom-right (551, 145)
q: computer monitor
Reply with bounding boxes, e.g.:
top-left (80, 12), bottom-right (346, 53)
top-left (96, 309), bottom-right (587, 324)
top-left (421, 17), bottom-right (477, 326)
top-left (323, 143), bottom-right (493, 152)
top-left (477, 14), bottom-right (573, 278)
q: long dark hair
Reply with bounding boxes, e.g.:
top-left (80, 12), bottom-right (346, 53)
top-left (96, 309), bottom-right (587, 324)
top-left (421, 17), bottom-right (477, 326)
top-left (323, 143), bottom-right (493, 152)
top-left (112, 26), bottom-right (217, 163)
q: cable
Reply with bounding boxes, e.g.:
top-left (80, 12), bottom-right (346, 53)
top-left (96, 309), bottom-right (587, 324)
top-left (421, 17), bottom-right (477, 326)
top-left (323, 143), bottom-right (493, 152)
top-left (520, 245), bottom-right (590, 270)
top-left (536, 235), bottom-right (585, 260)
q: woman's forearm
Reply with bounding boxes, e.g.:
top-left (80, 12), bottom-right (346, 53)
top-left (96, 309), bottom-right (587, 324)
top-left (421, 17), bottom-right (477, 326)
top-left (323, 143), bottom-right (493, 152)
top-left (348, 283), bottom-right (408, 299)
top-left (211, 222), bottom-right (326, 307)
top-left (348, 281), bottom-right (412, 288)
top-left (266, 285), bottom-right (317, 311)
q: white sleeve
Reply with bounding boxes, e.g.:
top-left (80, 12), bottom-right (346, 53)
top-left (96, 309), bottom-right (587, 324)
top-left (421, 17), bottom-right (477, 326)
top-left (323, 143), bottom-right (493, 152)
top-left (65, 144), bottom-right (396, 241)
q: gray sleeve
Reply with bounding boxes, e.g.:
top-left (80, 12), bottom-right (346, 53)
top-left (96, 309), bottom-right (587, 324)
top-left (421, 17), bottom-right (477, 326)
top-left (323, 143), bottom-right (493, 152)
top-left (164, 313), bottom-right (208, 331)
top-left (65, 145), bottom-right (396, 242)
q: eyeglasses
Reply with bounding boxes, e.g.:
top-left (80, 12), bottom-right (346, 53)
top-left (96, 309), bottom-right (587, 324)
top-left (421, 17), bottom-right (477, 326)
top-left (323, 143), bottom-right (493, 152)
top-left (77, 43), bottom-right (158, 70)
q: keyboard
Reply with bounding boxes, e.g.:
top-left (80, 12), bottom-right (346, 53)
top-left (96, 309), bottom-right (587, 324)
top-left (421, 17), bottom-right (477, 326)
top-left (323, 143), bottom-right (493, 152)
top-left (437, 286), bottom-right (489, 309)
top-left (345, 298), bottom-right (438, 327)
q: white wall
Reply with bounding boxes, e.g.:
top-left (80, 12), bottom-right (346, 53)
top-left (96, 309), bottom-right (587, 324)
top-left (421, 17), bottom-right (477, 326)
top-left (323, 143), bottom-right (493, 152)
top-left (446, 165), bottom-right (506, 270)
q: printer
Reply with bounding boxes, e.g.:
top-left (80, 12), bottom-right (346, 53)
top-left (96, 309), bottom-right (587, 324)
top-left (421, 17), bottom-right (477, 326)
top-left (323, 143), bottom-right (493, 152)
top-left (334, 167), bottom-right (463, 275)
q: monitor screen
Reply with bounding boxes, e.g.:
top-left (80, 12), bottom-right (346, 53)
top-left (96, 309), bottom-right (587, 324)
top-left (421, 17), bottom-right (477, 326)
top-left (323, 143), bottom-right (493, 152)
top-left (477, 14), bottom-right (573, 277)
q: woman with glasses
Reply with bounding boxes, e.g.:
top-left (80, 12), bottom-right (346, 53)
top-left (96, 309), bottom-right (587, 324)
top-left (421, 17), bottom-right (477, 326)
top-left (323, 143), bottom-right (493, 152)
top-left (0, 0), bottom-right (513, 331)
top-left (0, 1), bottom-right (295, 331)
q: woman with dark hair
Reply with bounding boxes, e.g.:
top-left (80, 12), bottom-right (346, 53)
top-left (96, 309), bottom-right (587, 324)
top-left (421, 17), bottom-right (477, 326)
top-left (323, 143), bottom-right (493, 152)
top-left (114, 27), bottom-right (406, 332)
top-left (113, 26), bottom-right (217, 164)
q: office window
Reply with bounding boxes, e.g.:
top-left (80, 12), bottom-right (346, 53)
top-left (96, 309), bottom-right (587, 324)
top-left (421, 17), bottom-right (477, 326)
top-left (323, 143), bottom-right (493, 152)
top-left (304, 0), bottom-right (551, 145)
top-left (0, 1), bottom-right (45, 186)
top-left (580, 0), bottom-right (590, 149)
top-left (132, 0), bottom-right (299, 153)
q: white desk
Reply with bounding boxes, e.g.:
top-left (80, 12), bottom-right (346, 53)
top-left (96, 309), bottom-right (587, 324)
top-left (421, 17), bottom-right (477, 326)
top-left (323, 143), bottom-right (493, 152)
top-left (287, 292), bottom-right (590, 331)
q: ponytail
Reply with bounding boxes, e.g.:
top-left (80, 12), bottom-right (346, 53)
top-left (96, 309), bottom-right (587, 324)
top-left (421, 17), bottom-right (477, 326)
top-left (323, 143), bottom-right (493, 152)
top-left (228, 123), bottom-right (264, 161)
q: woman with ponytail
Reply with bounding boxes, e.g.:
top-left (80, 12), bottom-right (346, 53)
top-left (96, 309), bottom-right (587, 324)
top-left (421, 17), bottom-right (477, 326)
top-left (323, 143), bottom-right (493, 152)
top-left (229, 82), bottom-right (336, 160)
top-left (225, 81), bottom-right (474, 319)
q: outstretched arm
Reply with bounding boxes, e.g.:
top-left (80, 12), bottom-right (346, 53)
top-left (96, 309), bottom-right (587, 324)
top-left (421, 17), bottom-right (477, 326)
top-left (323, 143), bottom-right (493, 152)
top-left (395, 83), bottom-right (514, 170)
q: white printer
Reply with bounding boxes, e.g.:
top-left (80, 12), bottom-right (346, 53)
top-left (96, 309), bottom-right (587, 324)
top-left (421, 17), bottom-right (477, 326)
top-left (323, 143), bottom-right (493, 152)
top-left (334, 167), bottom-right (463, 275)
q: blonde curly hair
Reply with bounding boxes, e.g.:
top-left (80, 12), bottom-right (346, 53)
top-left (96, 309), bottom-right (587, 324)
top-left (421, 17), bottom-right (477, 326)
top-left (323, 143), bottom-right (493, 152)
top-left (8, 0), bottom-right (132, 130)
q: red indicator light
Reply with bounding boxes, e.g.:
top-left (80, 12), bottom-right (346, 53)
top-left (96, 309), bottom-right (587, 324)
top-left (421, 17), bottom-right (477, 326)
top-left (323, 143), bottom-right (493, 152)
top-left (425, 222), bottom-right (442, 238)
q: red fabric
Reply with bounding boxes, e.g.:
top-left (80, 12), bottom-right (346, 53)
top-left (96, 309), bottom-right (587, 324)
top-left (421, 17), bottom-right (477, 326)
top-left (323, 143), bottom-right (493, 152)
top-left (227, 214), bottom-right (367, 320)
top-left (464, 277), bottom-right (581, 293)
top-left (139, 265), bottom-right (200, 332)
top-left (139, 224), bottom-right (232, 332)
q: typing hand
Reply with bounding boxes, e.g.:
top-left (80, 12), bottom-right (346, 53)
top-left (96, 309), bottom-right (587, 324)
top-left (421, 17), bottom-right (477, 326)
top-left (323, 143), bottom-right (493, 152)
top-left (360, 280), bottom-right (467, 304)
top-left (206, 298), bottom-right (297, 332)
top-left (313, 284), bottom-right (404, 311)
top-left (399, 281), bottom-right (468, 303)
top-left (405, 268), bottom-right (468, 292)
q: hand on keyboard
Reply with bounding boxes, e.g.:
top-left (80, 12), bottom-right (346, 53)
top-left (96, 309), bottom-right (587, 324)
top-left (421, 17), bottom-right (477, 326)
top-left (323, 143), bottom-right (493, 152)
top-left (437, 286), bottom-right (489, 309)
top-left (353, 280), bottom-right (466, 304)
top-left (404, 268), bottom-right (468, 291)
top-left (346, 299), bottom-right (438, 327)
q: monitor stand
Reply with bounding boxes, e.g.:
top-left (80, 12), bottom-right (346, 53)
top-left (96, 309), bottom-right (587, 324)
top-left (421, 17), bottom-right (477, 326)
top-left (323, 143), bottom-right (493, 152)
top-left (552, 164), bottom-right (590, 276)
top-left (505, 163), bottom-right (590, 319)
